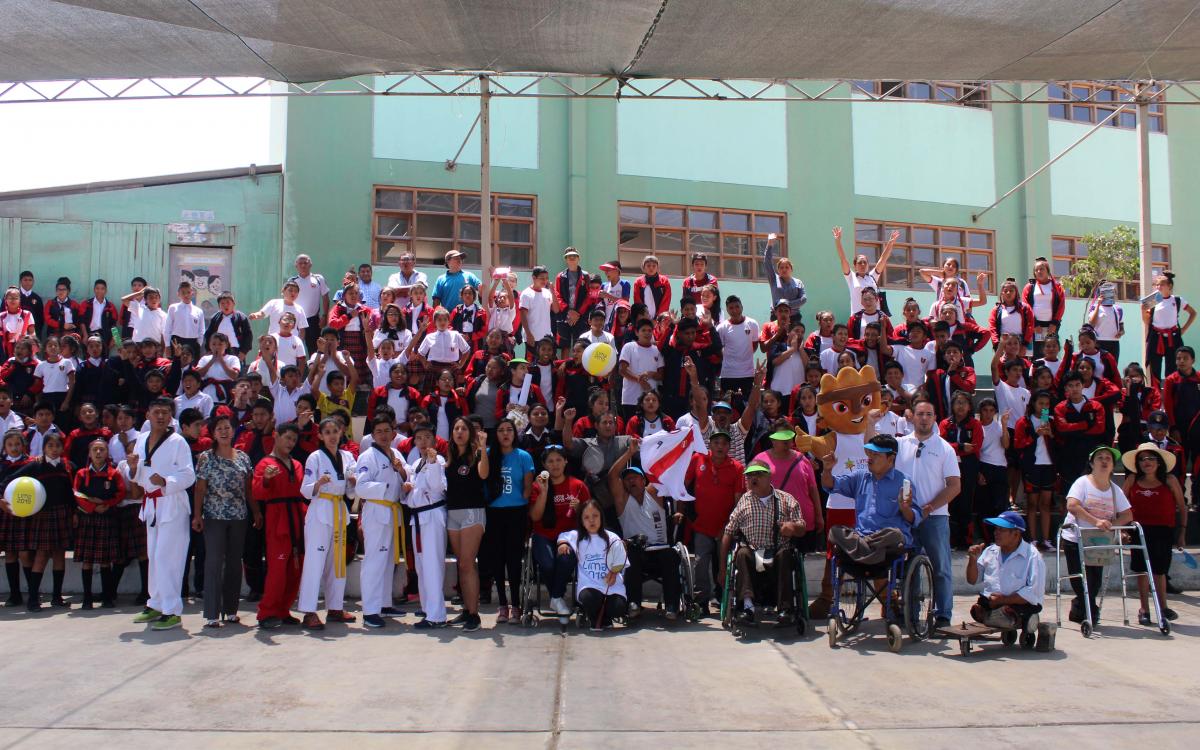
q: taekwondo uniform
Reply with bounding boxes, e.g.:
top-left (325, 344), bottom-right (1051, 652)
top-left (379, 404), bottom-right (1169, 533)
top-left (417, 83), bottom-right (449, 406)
top-left (253, 452), bottom-right (306, 622)
top-left (132, 429), bottom-right (195, 617)
top-left (298, 447), bottom-right (356, 614)
top-left (356, 443), bottom-right (406, 617)
top-left (402, 453), bottom-right (448, 623)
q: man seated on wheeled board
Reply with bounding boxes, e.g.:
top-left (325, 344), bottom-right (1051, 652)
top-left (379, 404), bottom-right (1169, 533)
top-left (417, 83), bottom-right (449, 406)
top-left (609, 438), bottom-right (681, 621)
top-left (966, 511), bottom-right (1045, 629)
top-left (718, 462), bottom-right (808, 625)
top-left (818, 434), bottom-right (921, 564)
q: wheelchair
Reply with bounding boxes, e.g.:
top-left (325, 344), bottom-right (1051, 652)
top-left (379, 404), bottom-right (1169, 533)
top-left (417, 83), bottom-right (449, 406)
top-left (719, 540), bottom-right (810, 638)
top-left (826, 546), bottom-right (934, 652)
top-left (519, 534), bottom-right (578, 628)
top-left (623, 534), bottom-right (703, 624)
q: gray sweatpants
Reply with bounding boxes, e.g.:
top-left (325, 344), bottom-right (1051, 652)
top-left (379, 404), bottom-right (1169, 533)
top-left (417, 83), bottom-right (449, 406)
top-left (693, 532), bottom-right (719, 602)
top-left (203, 518), bottom-right (248, 620)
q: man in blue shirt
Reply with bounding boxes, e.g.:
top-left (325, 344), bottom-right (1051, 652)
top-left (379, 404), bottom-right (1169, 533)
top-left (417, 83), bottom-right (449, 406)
top-left (432, 250), bottom-right (481, 310)
top-left (966, 511), bottom-right (1045, 629)
top-left (819, 434), bottom-right (921, 563)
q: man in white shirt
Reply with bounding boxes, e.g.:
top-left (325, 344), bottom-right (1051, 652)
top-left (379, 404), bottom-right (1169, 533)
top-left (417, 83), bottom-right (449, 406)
top-left (519, 266), bottom-right (555, 357)
top-left (385, 252), bottom-right (428, 301)
top-left (287, 254), bottom-right (329, 353)
top-left (164, 281), bottom-right (205, 350)
top-left (618, 319), bottom-right (664, 413)
top-left (894, 400), bottom-right (961, 628)
top-left (715, 295), bottom-right (760, 398)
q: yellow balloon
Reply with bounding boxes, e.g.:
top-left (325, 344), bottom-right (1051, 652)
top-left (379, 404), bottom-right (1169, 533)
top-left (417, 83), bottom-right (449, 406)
top-left (583, 342), bottom-right (616, 377)
top-left (5, 476), bottom-right (46, 518)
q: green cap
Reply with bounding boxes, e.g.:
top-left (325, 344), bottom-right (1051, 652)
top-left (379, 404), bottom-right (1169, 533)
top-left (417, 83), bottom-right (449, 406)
top-left (743, 463), bottom-right (771, 476)
top-left (1089, 445), bottom-right (1121, 462)
top-left (508, 357), bottom-right (528, 366)
top-left (767, 428), bottom-right (796, 441)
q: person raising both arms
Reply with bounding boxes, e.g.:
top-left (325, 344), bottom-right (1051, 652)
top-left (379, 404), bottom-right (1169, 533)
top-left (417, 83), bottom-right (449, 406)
top-left (834, 226), bottom-right (898, 316)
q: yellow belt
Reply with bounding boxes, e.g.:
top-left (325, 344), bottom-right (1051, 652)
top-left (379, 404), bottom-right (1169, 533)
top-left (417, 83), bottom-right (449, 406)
top-left (365, 499), bottom-right (406, 565)
top-left (317, 492), bottom-right (348, 579)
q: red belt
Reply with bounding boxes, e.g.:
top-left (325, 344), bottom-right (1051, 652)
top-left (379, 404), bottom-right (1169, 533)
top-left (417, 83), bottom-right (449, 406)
top-left (142, 488), bottom-right (164, 527)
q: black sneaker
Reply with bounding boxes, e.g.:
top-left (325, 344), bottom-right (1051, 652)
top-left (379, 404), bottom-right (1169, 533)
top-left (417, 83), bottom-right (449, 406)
top-left (1163, 607), bottom-right (1179, 621)
top-left (363, 614), bottom-right (386, 629)
top-left (4, 593), bottom-right (22, 607)
top-left (245, 590), bottom-right (262, 603)
top-left (81, 597), bottom-right (94, 610)
top-left (257, 617), bottom-right (283, 630)
top-left (735, 607), bottom-right (755, 624)
top-left (414, 619), bottom-right (445, 629)
top-left (280, 615), bottom-right (301, 626)
top-left (463, 613), bottom-right (482, 632)
top-left (934, 617), bottom-right (952, 629)
top-left (380, 606), bottom-right (404, 616)
top-left (1138, 610), bottom-right (1152, 626)
top-left (448, 611), bottom-right (469, 626)
top-left (27, 597), bottom-right (42, 613)
top-left (51, 596), bottom-right (69, 608)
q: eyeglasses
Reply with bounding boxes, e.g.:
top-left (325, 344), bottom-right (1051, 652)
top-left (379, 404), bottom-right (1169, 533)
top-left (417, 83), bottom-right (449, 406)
top-left (915, 441), bottom-right (925, 459)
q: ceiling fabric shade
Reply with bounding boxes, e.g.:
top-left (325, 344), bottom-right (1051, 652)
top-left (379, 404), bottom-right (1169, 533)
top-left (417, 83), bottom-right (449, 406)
top-left (2, 0), bottom-right (1199, 83)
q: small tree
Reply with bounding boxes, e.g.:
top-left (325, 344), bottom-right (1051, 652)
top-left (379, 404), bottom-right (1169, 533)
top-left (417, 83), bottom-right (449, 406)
top-left (1059, 225), bottom-right (1142, 298)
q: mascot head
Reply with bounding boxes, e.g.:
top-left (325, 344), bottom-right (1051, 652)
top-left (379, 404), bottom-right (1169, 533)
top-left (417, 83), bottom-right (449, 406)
top-left (816, 365), bottom-right (881, 435)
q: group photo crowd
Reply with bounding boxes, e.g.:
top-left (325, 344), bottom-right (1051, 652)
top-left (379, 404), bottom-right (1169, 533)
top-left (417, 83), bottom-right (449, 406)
top-left (0, 230), bottom-right (1195, 640)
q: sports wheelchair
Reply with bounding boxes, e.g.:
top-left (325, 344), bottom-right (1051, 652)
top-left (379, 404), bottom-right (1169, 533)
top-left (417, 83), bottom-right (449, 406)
top-left (719, 539), bottom-right (811, 638)
top-left (826, 546), bottom-right (934, 652)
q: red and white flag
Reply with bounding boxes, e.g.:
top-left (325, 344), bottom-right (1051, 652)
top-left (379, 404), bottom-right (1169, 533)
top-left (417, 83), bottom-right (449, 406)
top-left (640, 421), bottom-right (708, 501)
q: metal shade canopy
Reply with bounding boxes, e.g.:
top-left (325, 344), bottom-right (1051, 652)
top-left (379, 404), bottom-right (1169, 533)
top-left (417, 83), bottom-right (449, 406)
top-left (2, 0), bottom-right (1199, 83)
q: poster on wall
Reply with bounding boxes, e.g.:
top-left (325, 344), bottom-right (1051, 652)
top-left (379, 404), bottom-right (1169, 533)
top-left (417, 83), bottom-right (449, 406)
top-left (168, 245), bottom-right (233, 320)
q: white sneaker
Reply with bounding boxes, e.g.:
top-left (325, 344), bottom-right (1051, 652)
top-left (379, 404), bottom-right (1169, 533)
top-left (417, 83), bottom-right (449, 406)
top-left (550, 597), bottom-right (571, 616)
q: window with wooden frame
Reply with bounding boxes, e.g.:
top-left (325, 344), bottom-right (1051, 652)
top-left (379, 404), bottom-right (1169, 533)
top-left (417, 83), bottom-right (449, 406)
top-left (1051, 235), bottom-right (1170, 300)
top-left (852, 80), bottom-right (990, 109)
top-left (1047, 82), bottom-right (1166, 133)
top-left (854, 220), bottom-right (996, 294)
top-left (617, 202), bottom-right (785, 280)
top-left (372, 186), bottom-right (537, 269)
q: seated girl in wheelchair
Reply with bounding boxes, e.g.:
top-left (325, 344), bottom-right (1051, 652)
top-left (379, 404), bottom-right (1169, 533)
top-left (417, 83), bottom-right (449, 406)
top-left (528, 445), bottom-right (590, 617)
top-left (557, 499), bottom-right (627, 631)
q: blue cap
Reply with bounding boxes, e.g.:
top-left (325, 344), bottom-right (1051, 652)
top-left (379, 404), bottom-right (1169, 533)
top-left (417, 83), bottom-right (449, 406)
top-left (863, 442), bottom-right (896, 454)
top-left (711, 401), bottom-right (733, 411)
top-left (620, 466), bottom-right (645, 478)
top-left (984, 511), bottom-right (1027, 532)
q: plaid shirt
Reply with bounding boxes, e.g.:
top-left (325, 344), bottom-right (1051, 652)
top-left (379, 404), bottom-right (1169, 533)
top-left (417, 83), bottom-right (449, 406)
top-left (723, 490), bottom-right (802, 551)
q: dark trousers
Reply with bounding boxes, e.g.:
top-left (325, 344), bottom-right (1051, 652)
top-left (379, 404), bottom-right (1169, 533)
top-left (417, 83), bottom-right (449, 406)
top-left (977, 463), bottom-right (1009, 539)
top-left (531, 534), bottom-right (574, 599)
top-left (182, 527), bottom-right (205, 595)
top-left (242, 523), bottom-right (266, 595)
top-left (972, 594), bottom-right (1042, 622)
top-left (625, 545), bottom-right (681, 611)
top-left (304, 316), bottom-right (321, 353)
top-left (1097, 339), bottom-right (1120, 360)
top-left (484, 506), bottom-right (527, 607)
top-left (1062, 539), bottom-right (1103, 616)
top-left (733, 546), bottom-right (795, 608)
top-left (578, 587), bottom-right (627, 627)
top-left (950, 457), bottom-right (980, 548)
top-left (202, 518), bottom-right (246, 620)
top-left (1146, 338), bottom-right (1181, 384)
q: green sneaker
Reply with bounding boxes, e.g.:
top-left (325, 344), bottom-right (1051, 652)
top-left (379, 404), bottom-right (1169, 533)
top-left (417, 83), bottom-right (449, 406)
top-left (133, 607), bottom-right (162, 624)
top-left (150, 614), bottom-right (182, 631)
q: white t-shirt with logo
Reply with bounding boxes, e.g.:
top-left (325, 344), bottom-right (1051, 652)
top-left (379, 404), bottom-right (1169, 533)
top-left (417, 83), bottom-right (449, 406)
top-left (257, 299), bottom-right (309, 335)
top-left (290, 273), bottom-right (329, 321)
top-left (273, 332), bottom-right (308, 367)
top-left (895, 433), bottom-right (961, 517)
top-left (557, 529), bottom-right (627, 598)
top-left (716, 317), bottom-right (760, 379)
top-left (892, 342), bottom-right (937, 392)
top-left (994, 380), bottom-right (1030, 430)
top-left (845, 271), bottom-right (879, 316)
top-left (1062, 476), bottom-right (1131, 543)
top-left (1088, 302), bottom-right (1122, 340)
top-left (1151, 295), bottom-right (1188, 330)
top-left (34, 358), bottom-right (74, 393)
top-left (1031, 281), bottom-right (1055, 322)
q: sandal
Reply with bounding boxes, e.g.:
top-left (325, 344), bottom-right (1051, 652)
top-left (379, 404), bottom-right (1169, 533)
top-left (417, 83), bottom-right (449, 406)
top-left (222, 614), bottom-right (242, 625)
top-left (204, 620), bottom-right (222, 629)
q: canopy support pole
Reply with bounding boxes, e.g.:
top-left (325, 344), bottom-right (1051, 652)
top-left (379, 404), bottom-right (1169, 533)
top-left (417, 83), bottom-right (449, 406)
top-left (972, 101), bottom-right (1133, 222)
top-left (1136, 83), bottom-right (1154, 293)
top-left (480, 75), bottom-right (492, 271)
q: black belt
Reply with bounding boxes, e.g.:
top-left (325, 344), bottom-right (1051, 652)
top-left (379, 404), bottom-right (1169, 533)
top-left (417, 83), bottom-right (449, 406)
top-left (1034, 319), bottom-right (1054, 327)
top-left (409, 499), bottom-right (447, 535)
top-left (265, 496), bottom-right (305, 559)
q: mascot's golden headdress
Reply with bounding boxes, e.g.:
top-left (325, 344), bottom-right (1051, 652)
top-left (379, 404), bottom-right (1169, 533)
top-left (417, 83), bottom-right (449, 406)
top-left (795, 365), bottom-right (881, 456)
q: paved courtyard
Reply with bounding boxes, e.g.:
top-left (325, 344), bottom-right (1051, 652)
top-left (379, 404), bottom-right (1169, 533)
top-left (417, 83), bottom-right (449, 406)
top-left (2, 592), bottom-right (1197, 749)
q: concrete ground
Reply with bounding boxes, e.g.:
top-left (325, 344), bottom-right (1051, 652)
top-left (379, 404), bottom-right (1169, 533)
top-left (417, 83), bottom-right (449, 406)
top-left (1, 592), bottom-right (1198, 750)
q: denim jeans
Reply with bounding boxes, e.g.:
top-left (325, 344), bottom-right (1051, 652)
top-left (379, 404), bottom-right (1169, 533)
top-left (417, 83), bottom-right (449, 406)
top-left (530, 534), bottom-right (575, 599)
top-left (914, 514), bottom-right (953, 620)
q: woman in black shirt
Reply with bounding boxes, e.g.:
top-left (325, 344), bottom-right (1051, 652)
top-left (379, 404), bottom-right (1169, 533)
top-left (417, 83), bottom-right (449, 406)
top-left (445, 416), bottom-right (490, 631)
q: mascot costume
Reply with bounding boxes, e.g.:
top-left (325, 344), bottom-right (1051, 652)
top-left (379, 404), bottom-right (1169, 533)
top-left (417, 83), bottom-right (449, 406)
top-left (795, 365), bottom-right (881, 619)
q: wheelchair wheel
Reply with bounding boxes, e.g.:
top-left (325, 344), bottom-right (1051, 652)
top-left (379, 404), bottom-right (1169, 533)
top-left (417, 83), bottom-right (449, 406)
top-left (887, 623), bottom-right (903, 652)
top-left (902, 554), bottom-right (935, 641)
top-left (1020, 631), bottom-right (1037, 649)
top-left (1001, 629), bottom-right (1017, 647)
top-left (795, 616), bottom-right (807, 637)
top-left (827, 617), bottom-right (840, 648)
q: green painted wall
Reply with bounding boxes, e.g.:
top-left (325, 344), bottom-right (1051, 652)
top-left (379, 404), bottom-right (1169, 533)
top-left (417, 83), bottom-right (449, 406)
top-left (0, 172), bottom-right (284, 344)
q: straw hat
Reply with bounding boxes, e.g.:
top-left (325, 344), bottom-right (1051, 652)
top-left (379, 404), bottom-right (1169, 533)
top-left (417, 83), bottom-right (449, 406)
top-left (1121, 442), bottom-right (1176, 474)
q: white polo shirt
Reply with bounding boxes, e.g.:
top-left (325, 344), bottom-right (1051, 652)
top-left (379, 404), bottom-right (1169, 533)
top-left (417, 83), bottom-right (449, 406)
top-left (895, 432), bottom-right (960, 517)
top-left (417, 329), bottom-right (471, 363)
top-left (716, 316), bottom-right (760, 379)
